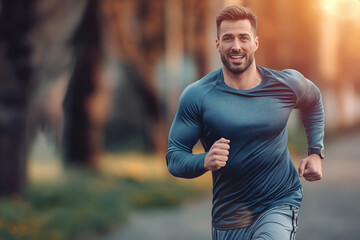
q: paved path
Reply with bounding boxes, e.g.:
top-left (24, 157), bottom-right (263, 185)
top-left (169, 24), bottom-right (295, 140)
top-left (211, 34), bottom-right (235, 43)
top-left (99, 131), bottom-right (360, 240)
top-left (296, 131), bottom-right (360, 240)
top-left (101, 197), bottom-right (212, 240)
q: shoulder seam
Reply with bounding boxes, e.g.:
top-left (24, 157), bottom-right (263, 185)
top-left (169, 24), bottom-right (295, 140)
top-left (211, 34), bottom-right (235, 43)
top-left (199, 71), bottom-right (222, 124)
top-left (267, 69), bottom-right (300, 107)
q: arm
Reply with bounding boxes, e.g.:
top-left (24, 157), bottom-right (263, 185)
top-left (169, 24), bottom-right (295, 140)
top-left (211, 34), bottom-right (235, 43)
top-left (292, 72), bottom-right (325, 181)
top-left (166, 86), bottom-right (208, 179)
top-left (166, 85), bottom-right (230, 179)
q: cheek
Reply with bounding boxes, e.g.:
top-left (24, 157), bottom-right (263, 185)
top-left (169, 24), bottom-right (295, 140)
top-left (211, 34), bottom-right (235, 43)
top-left (244, 43), bottom-right (256, 53)
top-left (219, 43), bottom-right (231, 52)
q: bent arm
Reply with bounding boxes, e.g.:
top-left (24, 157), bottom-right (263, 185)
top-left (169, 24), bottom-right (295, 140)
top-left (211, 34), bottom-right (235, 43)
top-left (166, 88), bottom-right (207, 179)
top-left (297, 79), bottom-right (325, 148)
top-left (285, 69), bottom-right (325, 148)
top-left (290, 72), bottom-right (324, 181)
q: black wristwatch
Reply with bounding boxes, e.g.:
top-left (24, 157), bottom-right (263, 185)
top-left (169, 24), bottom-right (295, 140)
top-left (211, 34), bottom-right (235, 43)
top-left (308, 147), bottom-right (325, 159)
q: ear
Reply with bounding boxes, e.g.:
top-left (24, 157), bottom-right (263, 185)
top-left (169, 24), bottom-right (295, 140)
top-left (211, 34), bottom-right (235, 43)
top-left (216, 38), bottom-right (220, 52)
top-left (254, 36), bottom-right (259, 51)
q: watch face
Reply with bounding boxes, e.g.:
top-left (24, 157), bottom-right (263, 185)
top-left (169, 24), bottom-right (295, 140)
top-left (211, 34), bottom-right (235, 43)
top-left (320, 148), bottom-right (325, 158)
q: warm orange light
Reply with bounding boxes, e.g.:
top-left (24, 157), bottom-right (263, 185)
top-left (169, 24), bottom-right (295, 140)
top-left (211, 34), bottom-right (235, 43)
top-left (319, 0), bottom-right (360, 19)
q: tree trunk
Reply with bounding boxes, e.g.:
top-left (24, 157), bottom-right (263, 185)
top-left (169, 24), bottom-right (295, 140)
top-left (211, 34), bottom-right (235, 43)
top-left (0, 0), bottom-right (36, 197)
top-left (63, 0), bottom-right (102, 167)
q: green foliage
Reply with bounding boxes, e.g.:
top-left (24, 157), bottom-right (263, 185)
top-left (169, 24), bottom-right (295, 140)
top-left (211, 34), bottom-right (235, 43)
top-left (126, 179), bottom-right (200, 209)
top-left (288, 128), bottom-right (308, 156)
top-left (0, 169), bottom-right (201, 240)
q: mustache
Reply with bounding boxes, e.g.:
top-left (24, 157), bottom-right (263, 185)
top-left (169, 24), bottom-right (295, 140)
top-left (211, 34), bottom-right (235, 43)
top-left (228, 49), bottom-right (245, 55)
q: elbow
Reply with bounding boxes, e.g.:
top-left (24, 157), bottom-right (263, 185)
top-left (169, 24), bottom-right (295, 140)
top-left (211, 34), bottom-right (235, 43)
top-left (166, 152), bottom-right (194, 179)
top-left (166, 151), bottom-right (180, 177)
top-left (167, 166), bottom-right (201, 179)
top-left (166, 149), bottom-right (206, 179)
top-left (167, 166), bottom-right (182, 178)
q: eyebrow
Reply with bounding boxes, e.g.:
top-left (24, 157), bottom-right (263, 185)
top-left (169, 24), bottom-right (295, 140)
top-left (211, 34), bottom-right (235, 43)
top-left (221, 33), bottom-right (251, 39)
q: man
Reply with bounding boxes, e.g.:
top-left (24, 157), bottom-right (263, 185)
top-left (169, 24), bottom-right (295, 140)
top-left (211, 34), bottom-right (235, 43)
top-left (166, 5), bottom-right (324, 240)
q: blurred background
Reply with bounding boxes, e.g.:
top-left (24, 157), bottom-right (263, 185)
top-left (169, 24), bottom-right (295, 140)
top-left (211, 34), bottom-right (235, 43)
top-left (0, 0), bottom-right (359, 239)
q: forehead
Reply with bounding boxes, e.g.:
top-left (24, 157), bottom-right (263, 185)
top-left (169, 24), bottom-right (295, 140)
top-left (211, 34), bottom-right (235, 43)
top-left (218, 19), bottom-right (254, 37)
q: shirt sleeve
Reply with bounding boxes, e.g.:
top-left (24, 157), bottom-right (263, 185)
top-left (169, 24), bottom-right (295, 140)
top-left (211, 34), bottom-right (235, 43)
top-left (285, 69), bottom-right (325, 149)
top-left (166, 85), bottom-right (208, 178)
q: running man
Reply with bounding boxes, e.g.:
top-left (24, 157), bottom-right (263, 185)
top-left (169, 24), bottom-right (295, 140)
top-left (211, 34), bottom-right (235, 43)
top-left (166, 5), bottom-right (324, 240)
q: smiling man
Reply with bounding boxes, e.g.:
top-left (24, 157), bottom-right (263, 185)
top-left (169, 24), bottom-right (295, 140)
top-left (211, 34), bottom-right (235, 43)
top-left (166, 5), bottom-right (325, 240)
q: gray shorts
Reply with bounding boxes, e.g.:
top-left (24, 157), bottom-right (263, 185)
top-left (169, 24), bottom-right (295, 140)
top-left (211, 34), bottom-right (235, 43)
top-left (212, 205), bottom-right (299, 240)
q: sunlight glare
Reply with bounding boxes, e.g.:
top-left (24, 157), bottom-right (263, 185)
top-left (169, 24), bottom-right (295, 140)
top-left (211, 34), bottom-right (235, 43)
top-left (320, 0), bottom-right (360, 19)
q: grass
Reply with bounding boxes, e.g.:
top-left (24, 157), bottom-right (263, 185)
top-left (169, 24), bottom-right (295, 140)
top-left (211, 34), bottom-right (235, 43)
top-left (0, 168), bottom-right (206, 240)
top-left (0, 127), bottom-right (307, 240)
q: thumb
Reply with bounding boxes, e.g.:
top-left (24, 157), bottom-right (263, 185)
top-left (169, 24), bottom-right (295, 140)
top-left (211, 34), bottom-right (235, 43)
top-left (218, 137), bottom-right (230, 143)
top-left (298, 160), bottom-right (307, 177)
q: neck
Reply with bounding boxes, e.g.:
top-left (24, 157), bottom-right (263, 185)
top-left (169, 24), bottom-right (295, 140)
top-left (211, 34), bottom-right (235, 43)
top-left (223, 62), bottom-right (262, 90)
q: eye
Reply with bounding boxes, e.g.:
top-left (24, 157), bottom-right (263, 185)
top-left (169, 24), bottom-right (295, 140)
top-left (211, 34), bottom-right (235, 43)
top-left (223, 36), bottom-right (233, 41)
top-left (240, 36), bottom-right (249, 41)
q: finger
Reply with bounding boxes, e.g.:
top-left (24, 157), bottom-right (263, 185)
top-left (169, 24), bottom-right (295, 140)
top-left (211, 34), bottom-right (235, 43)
top-left (217, 160), bottom-right (227, 167)
top-left (298, 161), bottom-right (306, 177)
top-left (208, 164), bottom-right (219, 171)
top-left (210, 162), bottom-right (226, 171)
top-left (303, 167), bottom-right (320, 176)
top-left (214, 143), bottom-right (230, 150)
top-left (303, 170), bottom-right (322, 180)
top-left (213, 149), bottom-right (229, 156)
top-left (217, 138), bottom-right (230, 144)
top-left (303, 174), bottom-right (316, 181)
top-left (305, 175), bottom-right (322, 181)
top-left (216, 155), bottom-right (228, 161)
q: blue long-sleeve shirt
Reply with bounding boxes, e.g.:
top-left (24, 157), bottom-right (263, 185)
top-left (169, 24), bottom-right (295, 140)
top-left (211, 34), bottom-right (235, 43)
top-left (166, 66), bottom-right (325, 229)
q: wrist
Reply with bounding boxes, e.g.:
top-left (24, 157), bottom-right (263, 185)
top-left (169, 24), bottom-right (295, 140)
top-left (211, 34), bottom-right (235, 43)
top-left (308, 147), bottom-right (325, 159)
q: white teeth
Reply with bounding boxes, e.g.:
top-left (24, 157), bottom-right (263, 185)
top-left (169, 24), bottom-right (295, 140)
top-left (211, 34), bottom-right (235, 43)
top-left (230, 55), bottom-right (244, 59)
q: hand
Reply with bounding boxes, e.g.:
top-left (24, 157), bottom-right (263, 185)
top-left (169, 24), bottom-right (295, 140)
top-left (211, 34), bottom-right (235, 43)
top-left (298, 154), bottom-right (322, 181)
top-left (204, 138), bottom-right (230, 171)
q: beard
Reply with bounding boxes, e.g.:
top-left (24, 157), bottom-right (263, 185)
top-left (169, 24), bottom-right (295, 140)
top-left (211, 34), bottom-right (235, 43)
top-left (220, 51), bottom-right (255, 74)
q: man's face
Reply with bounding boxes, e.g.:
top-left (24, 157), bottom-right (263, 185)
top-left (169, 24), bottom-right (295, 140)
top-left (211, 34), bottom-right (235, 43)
top-left (216, 19), bottom-right (259, 74)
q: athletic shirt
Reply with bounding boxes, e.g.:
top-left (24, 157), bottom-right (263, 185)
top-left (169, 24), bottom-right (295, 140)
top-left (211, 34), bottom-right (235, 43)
top-left (166, 66), bottom-right (325, 229)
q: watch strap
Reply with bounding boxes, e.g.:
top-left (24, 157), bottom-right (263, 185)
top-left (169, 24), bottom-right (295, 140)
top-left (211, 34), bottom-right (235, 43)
top-left (308, 147), bottom-right (324, 159)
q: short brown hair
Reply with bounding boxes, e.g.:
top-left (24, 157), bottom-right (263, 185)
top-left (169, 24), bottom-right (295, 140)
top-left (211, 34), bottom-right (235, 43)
top-left (216, 5), bottom-right (257, 38)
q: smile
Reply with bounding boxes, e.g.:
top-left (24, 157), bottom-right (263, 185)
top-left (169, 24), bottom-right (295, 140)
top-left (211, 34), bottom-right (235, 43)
top-left (229, 55), bottom-right (245, 59)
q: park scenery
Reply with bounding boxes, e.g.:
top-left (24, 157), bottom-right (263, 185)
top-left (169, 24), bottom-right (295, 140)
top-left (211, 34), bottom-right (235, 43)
top-left (0, 0), bottom-right (360, 239)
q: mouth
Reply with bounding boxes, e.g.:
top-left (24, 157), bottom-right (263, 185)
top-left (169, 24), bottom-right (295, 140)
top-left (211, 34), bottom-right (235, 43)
top-left (229, 54), bottom-right (245, 60)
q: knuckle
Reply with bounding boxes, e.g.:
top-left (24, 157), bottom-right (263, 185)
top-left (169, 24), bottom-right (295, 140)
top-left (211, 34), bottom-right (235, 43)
top-left (212, 149), bottom-right (218, 154)
top-left (211, 164), bottom-right (218, 170)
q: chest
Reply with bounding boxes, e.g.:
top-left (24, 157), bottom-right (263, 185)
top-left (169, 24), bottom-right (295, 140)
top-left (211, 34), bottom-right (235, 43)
top-left (201, 89), bottom-right (294, 141)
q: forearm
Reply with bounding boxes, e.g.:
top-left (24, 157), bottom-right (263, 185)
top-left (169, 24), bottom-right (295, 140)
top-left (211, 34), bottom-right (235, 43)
top-left (300, 97), bottom-right (325, 148)
top-left (166, 149), bottom-right (207, 178)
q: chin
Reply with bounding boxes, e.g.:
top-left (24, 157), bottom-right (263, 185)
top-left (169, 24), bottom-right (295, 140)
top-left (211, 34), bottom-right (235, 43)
top-left (229, 65), bottom-right (247, 74)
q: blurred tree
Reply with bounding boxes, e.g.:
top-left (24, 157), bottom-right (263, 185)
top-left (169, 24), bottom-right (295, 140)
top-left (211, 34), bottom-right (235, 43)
top-left (63, 0), bottom-right (102, 168)
top-left (0, 0), bottom-right (37, 197)
top-left (101, 0), bottom-right (214, 153)
top-left (102, 0), bottom-right (166, 153)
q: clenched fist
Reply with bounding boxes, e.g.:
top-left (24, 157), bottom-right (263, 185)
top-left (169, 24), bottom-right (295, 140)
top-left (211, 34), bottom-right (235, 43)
top-left (298, 154), bottom-right (322, 181)
top-left (204, 138), bottom-right (230, 171)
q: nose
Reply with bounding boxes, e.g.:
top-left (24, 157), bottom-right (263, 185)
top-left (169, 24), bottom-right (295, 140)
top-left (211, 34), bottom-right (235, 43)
top-left (231, 38), bottom-right (242, 52)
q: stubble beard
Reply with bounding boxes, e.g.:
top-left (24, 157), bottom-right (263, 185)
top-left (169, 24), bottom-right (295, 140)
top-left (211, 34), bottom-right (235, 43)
top-left (220, 51), bottom-right (255, 75)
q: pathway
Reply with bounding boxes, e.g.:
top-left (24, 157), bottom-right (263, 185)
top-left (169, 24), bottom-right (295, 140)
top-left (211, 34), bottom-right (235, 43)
top-left (98, 130), bottom-right (360, 240)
